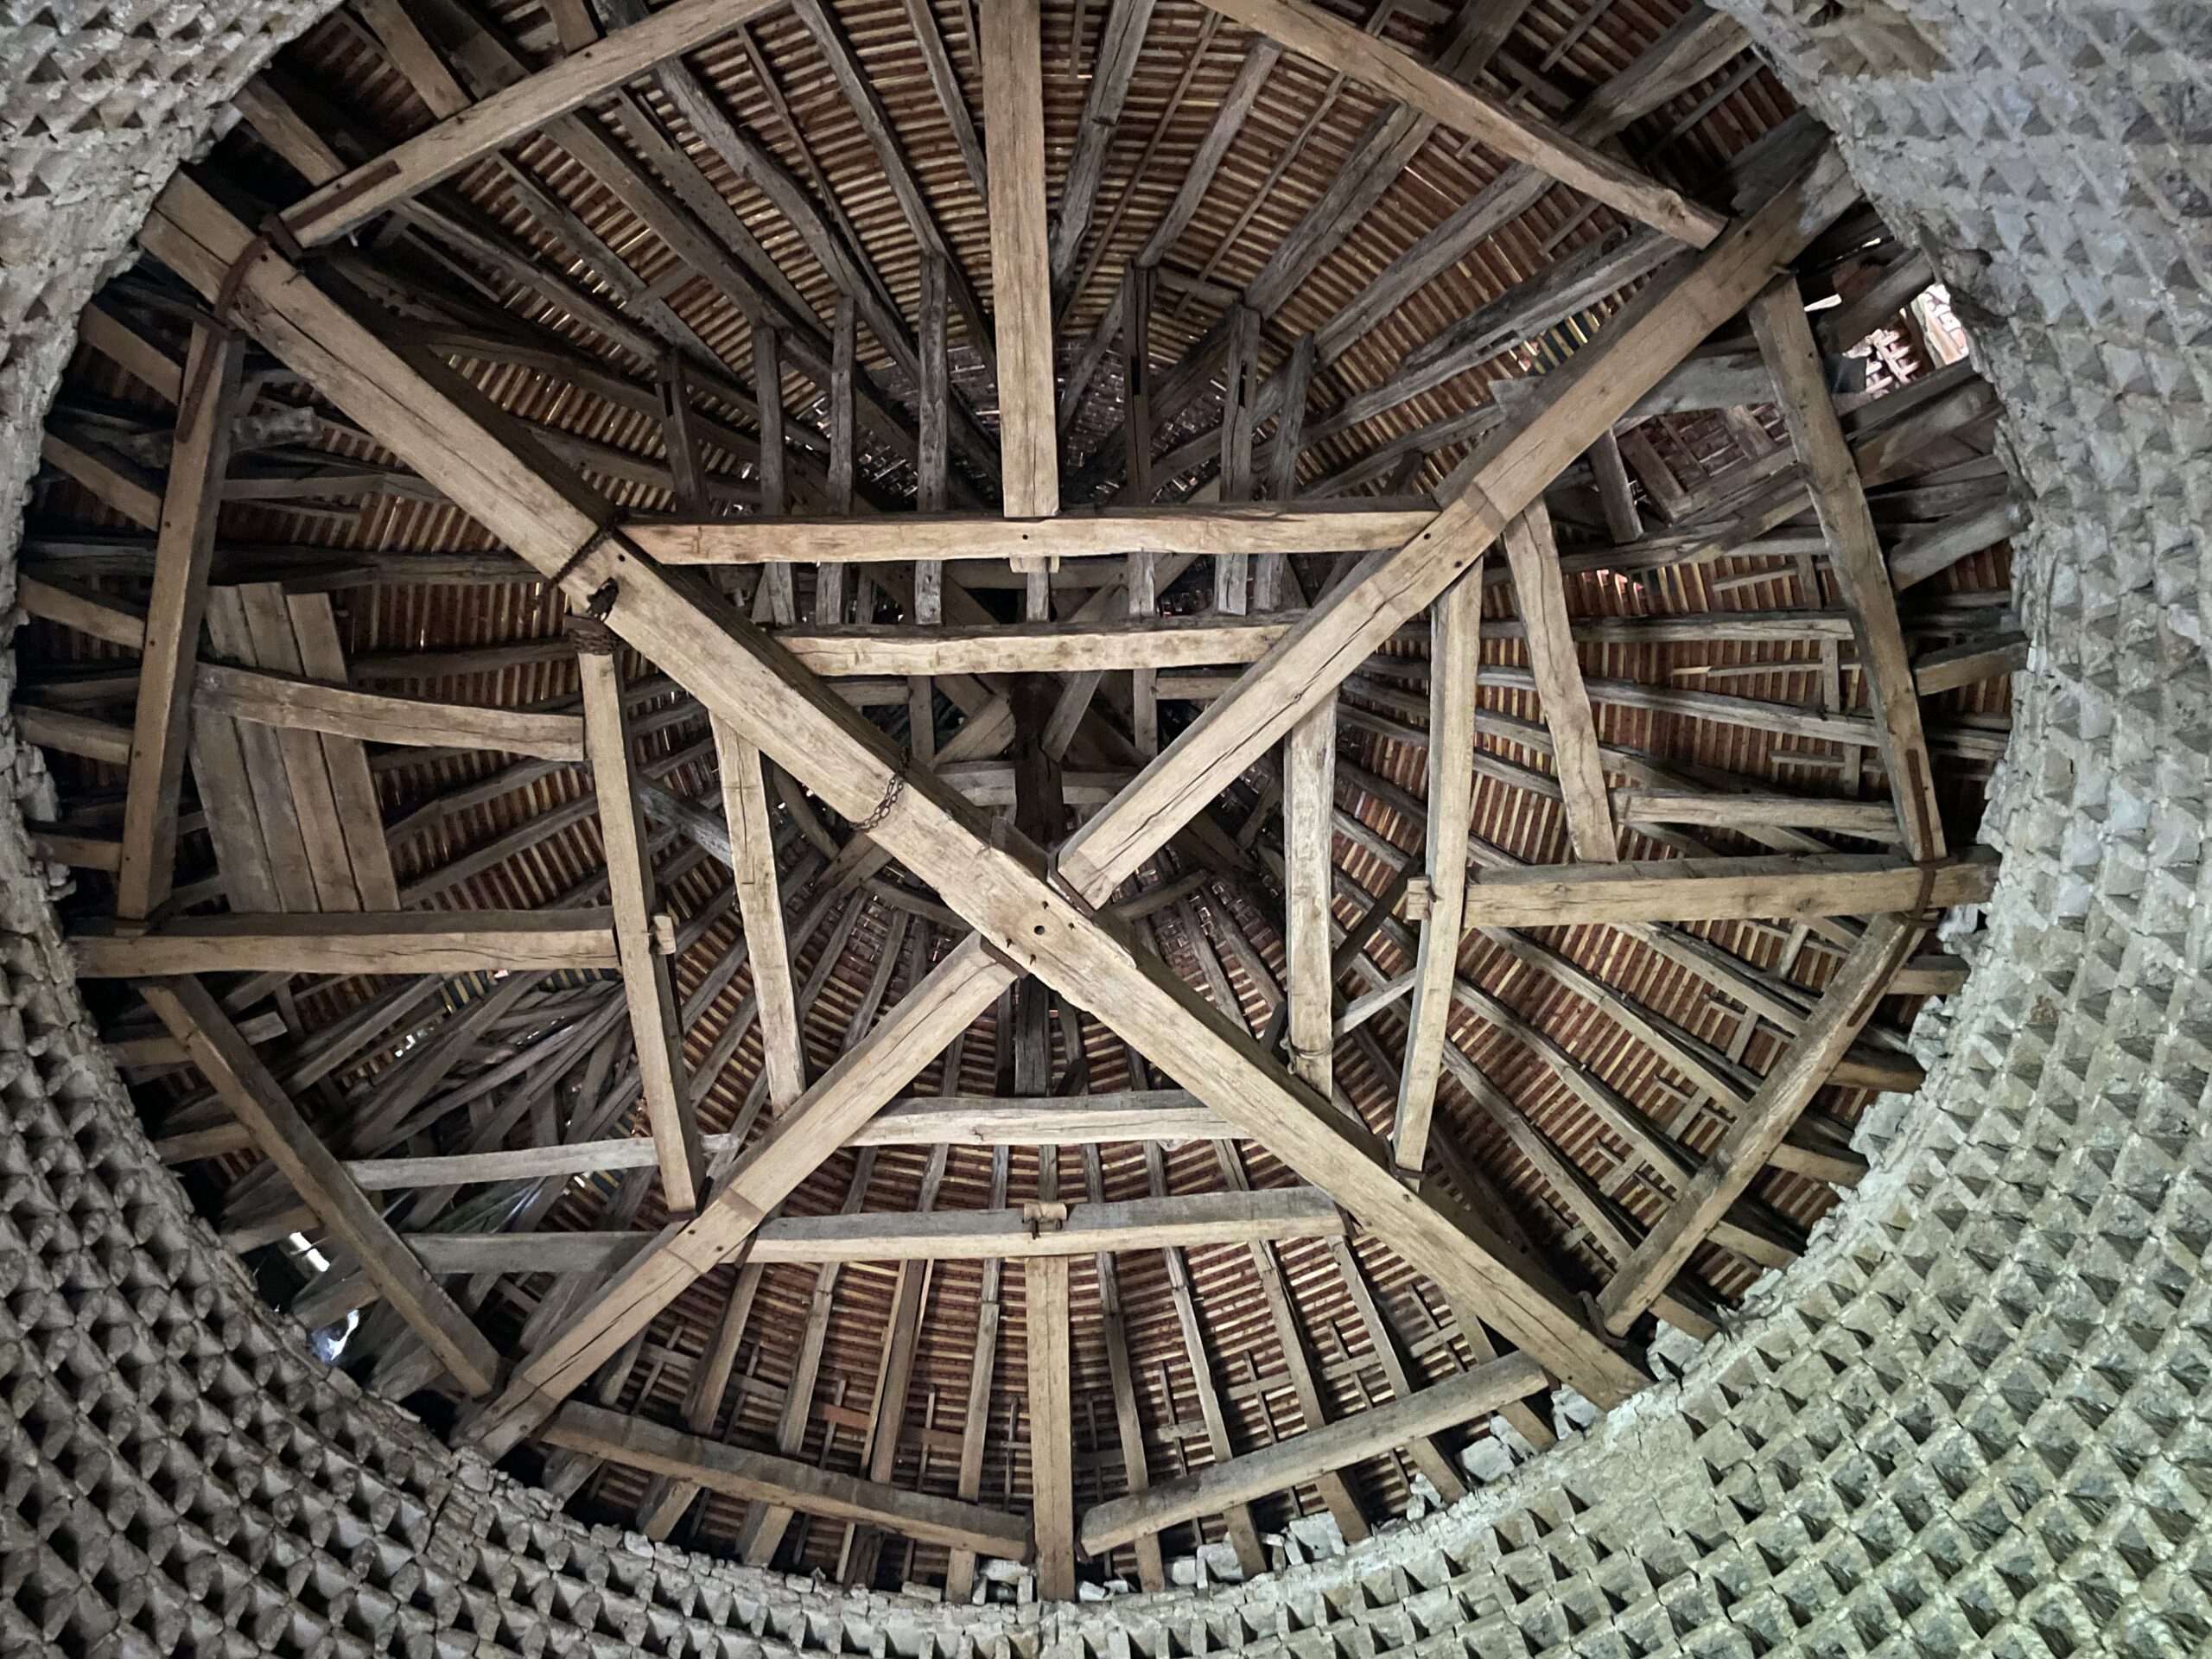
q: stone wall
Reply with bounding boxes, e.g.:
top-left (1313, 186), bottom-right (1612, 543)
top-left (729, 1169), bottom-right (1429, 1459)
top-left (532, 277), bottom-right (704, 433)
top-left (3, 0), bottom-right (2209, 1654)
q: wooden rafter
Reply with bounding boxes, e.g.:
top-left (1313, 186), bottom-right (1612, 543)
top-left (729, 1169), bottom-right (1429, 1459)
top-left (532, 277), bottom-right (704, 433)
top-left (1749, 276), bottom-right (1948, 859)
top-left (1596, 912), bottom-right (1918, 1332)
top-left (980, 0), bottom-right (1058, 519)
top-left (545, 1399), bottom-right (1034, 1559)
top-left (281, 0), bottom-right (785, 247)
top-left (138, 977), bottom-right (500, 1396)
top-left (1079, 1351), bottom-right (1541, 1554)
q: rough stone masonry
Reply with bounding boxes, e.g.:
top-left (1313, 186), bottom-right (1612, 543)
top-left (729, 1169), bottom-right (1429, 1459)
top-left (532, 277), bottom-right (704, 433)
top-left (2, 0), bottom-right (2209, 1653)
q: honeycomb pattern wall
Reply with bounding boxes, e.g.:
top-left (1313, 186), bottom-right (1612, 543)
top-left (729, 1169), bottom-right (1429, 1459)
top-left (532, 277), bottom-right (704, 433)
top-left (3, 0), bottom-right (2209, 1654)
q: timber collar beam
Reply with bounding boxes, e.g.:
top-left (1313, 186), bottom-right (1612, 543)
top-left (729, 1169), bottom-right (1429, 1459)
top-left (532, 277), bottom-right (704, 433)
top-left (627, 504), bottom-right (1443, 563)
top-left (130, 138), bottom-right (1953, 1466)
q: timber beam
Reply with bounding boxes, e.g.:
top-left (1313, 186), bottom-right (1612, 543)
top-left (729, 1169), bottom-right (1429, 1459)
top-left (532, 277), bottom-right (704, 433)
top-left (543, 1400), bottom-right (1034, 1560)
top-left (73, 911), bottom-right (621, 977)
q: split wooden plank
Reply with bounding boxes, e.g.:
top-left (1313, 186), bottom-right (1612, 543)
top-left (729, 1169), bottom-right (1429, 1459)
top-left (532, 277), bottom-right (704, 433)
top-left (1597, 913), bottom-right (1916, 1332)
top-left (73, 911), bottom-right (621, 977)
top-left (1192, 0), bottom-right (1723, 250)
top-left (1393, 565), bottom-right (1481, 1179)
top-left (117, 321), bottom-right (245, 919)
top-left (1458, 850), bottom-right (1998, 931)
top-left (579, 637), bottom-right (705, 1215)
top-left (1611, 791), bottom-right (1903, 836)
top-left (1079, 1351), bottom-right (1543, 1554)
top-left (281, 0), bottom-right (786, 246)
top-left (1499, 503), bottom-right (1616, 861)
top-left (1589, 429), bottom-right (1643, 543)
top-left (281, 597), bottom-right (401, 909)
top-left (1751, 276), bottom-right (1948, 860)
top-left (218, 586), bottom-right (362, 912)
top-left (741, 1147), bottom-right (880, 1565)
top-left (979, 0), bottom-right (1058, 518)
top-left (137, 976), bottom-right (499, 1395)
top-left (544, 1399), bottom-right (1033, 1559)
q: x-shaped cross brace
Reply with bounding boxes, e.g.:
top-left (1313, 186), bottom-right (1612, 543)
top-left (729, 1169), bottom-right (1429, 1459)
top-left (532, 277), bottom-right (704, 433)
top-left (143, 136), bottom-right (1858, 1449)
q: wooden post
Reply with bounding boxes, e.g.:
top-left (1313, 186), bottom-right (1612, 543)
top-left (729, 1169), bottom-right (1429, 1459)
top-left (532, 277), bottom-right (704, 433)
top-left (979, 0), bottom-right (1058, 518)
top-left (1393, 563), bottom-right (1482, 1179)
top-left (1084, 1141), bottom-right (1166, 1589)
top-left (117, 321), bottom-right (245, 920)
top-left (138, 976), bottom-right (499, 1395)
top-left (751, 322), bottom-right (795, 623)
top-left (1216, 302), bottom-right (1261, 612)
top-left (659, 349), bottom-right (709, 516)
top-left (1255, 328), bottom-right (1314, 608)
top-left (818, 296), bottom-right (856, 620)
top-left (912, 253), bottom-right (949, 762)
top-left (943, 1135), bottom-right (1011, 1599)
top-left (1588, 427), bottom-right (1642, 543)
top-left (1283, 696), bottom-right (1338, 1095)
top-left (577, 626), bottom-right (706, 1214)
top-left (1749, 276), bottom-right (1946, 861)
top-left (715, 727), bottom-right (807, 1113)
top-left (1501, 502), bottom-right (1617, 861)
top-left (1012, 680), bottom-right (1075, 1598)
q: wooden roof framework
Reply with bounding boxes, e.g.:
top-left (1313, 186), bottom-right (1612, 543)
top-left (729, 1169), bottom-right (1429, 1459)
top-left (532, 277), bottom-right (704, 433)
top-left (20, 0), bottom-right (2021, 1600)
